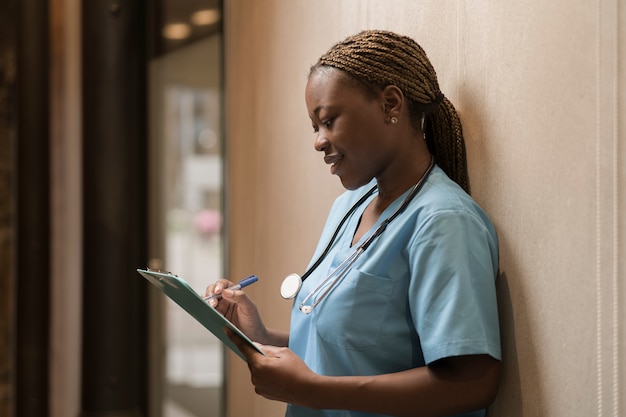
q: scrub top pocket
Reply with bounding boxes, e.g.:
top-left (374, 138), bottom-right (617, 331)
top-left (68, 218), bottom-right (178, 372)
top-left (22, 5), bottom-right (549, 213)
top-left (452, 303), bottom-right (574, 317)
top-left (315, 269), bottom-right (395, 351)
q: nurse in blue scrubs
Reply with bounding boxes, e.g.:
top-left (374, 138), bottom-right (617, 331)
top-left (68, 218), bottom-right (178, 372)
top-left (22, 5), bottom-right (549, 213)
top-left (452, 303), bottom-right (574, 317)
top-left (206, 30), bottom-right (502, 417)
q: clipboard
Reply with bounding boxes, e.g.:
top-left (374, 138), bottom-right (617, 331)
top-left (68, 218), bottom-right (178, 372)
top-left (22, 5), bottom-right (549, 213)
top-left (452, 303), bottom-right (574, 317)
top-left (137, 268), bottom-right (265, 361)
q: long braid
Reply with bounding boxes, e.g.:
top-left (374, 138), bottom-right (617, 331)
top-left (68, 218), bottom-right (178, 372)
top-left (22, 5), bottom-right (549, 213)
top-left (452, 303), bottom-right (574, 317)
top-left (313, 30), bottom-right (470, 194)
top-left (425, 97), bottom-right (469, 193)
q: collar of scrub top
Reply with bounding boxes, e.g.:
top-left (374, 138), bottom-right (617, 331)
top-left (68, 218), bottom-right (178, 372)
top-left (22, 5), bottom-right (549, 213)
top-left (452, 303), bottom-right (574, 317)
top-left (282, 156), bottom-right (436, 314)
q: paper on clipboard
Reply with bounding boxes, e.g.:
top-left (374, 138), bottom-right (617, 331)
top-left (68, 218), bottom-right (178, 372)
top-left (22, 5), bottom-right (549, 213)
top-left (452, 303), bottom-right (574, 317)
top-left (137, 268), bottom-right (265, 361)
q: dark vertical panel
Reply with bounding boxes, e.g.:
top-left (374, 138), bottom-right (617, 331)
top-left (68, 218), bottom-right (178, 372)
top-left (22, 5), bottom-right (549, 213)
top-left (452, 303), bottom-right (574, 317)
top-left (81, 1), bottom-right (148, 416)
top-left (15, 0), bottom-right (50, 415)
top-left (0, 0), bottom-right (17, 416)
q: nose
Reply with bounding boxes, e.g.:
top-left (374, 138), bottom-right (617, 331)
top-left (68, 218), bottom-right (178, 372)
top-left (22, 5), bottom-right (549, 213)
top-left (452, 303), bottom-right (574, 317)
top-left (314, 133), bottom-right (329, 152)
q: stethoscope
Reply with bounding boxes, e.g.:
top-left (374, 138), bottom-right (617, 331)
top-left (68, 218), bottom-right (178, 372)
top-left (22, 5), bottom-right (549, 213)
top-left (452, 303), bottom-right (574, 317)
top-left (280, 157), bottom-right (435, 314)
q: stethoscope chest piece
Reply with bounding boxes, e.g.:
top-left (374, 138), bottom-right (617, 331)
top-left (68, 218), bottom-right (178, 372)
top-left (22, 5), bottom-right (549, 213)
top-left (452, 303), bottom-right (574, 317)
top-left (280, 273), bottom-right (302, 299)
top-left (279, 157), bottom-right (435, 309)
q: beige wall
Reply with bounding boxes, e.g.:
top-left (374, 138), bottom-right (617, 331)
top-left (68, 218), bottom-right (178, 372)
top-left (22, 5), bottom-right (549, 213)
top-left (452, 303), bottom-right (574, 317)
top-left (224, 1), bottom-right (625, 416)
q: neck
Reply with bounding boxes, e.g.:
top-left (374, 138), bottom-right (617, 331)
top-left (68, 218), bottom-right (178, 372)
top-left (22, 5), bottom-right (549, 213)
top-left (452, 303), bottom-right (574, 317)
top-left (375, 153), bottom-right (433, 207)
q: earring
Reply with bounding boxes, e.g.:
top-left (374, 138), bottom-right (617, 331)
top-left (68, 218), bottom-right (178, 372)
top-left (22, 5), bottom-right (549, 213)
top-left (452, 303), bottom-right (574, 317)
top-left (390, 117), bottom-right (398, 124)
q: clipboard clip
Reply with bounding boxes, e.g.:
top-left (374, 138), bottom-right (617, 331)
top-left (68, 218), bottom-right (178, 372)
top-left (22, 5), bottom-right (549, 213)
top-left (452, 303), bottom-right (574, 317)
top-left (145, 267), bottom-right (178, 279)
top-left (145, 267), bottom-right (177, 275)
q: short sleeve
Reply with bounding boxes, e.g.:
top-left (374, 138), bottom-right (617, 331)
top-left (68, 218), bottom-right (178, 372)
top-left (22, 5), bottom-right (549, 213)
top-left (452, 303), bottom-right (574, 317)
top-left (409, 209), bottom-right (501, 364)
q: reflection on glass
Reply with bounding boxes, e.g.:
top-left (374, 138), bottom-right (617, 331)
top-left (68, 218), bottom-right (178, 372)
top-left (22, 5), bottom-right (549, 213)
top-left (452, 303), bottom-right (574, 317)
top-left (150, 32), bottom-right (223, 417)
top-left (164, 87), bottom-right (223, 417)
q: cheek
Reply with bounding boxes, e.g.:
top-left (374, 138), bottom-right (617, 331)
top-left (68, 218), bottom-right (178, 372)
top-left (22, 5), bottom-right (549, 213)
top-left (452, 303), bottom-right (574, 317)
top-left (351, 115), bottom-right (386, 149)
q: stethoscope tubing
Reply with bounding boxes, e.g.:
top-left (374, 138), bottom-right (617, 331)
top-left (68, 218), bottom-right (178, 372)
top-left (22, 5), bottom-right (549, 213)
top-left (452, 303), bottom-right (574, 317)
top-left (298, 246), bottom-right (364, 311)
top-left (298, 185), bottom-right (377, 283)
top-left (301, 157), bottom-right (435, 283)
top-left (282, 157), bottom-right (436, 304)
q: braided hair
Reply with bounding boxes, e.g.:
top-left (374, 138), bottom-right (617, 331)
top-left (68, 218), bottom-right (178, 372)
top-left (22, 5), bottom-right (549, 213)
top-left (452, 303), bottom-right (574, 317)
top-left (310, 30), bottom-right (470, 193)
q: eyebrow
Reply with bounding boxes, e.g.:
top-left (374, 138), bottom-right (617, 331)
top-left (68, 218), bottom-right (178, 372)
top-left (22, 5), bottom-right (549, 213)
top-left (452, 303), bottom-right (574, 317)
top-left (311, 105), bottom-right (324, 117)
top-left (311, 104), bottom-right (333, 119)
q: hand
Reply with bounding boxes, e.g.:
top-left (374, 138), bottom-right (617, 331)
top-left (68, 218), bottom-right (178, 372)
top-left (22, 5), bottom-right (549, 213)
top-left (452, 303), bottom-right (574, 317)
top-left (226, 328), bottom-right (316, 405)
top-left (204, 279), bottom-right (268, 343)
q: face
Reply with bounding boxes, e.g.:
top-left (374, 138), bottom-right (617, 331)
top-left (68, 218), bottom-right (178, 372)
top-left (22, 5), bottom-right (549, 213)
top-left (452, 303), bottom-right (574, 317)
top-left (305, 67), bottom-right (394, 190)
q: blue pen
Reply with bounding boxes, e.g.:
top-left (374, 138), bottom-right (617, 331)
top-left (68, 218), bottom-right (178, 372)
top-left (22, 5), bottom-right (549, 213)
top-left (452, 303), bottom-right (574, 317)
top-left (203, 275), bottom-right (258, 301)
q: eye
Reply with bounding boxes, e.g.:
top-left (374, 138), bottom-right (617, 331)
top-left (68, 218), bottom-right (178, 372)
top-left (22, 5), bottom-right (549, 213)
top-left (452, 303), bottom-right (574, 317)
top-left (310, 116), bottom-right (334, 134)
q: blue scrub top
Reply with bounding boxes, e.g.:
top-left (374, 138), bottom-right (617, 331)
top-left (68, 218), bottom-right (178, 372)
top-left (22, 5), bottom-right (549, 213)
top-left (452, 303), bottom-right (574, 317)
top-left (286, 166), bottom-right (501, 417)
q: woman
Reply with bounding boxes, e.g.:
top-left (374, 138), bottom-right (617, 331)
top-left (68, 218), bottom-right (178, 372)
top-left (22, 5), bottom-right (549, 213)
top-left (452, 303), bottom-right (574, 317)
top-left (206, 30), bottom-right (501, 417)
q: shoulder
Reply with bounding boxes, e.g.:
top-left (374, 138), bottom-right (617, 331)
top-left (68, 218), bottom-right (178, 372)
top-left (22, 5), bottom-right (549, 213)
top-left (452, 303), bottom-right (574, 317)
top-left (412, 166), bottom-right (497, 243)
top-left (420, 167), bottom-right (491, 219)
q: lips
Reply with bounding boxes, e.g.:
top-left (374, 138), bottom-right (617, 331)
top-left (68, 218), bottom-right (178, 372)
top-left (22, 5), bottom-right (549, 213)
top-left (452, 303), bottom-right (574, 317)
top-left (324, 154), bottom-right (343, 175)
top-left (324, 154), bottom-right (342, 166)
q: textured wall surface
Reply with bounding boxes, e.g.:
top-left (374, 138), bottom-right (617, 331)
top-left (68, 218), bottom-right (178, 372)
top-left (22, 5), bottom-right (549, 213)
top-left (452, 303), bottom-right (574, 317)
top-left (224, 1), bottom-right (624, 416)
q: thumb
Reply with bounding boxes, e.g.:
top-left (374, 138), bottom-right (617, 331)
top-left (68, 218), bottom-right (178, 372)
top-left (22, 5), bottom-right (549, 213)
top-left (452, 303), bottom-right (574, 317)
top-left (225, 327), bottom-right (263, 359)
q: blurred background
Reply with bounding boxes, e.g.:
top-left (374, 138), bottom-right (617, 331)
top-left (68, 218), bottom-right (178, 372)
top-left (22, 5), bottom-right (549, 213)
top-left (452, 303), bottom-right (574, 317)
top-left (2, 1), bottom-right (226, 416)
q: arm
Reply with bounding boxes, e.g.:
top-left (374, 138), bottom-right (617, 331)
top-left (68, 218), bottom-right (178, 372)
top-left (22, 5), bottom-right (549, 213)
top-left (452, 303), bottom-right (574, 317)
top-left (309, 355), bottom-right (500, 416)
top-left (229, 334), bottom-right (500, 417)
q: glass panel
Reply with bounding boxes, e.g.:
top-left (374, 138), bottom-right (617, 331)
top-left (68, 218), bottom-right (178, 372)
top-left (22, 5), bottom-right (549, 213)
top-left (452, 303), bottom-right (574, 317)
top-left (148, 1), bottom-right (224, 416)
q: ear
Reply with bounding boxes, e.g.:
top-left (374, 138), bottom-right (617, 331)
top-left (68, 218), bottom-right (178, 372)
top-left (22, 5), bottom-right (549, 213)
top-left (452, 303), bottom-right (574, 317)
top-left (381, 85), bottom-right (404, 117)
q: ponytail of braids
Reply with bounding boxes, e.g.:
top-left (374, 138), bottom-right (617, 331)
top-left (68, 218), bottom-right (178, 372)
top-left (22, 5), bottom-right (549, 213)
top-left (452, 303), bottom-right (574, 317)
top-left (424, 96), bottom-right (469, 193)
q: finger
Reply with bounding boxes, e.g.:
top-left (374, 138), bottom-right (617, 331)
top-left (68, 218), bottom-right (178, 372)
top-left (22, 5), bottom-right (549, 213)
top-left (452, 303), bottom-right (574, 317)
top-left (220, 286), bottom-right (247, 300)
top-left (203, 285), bottom-right (221, 308)
top-left (225, 328), bottom-right (263, 359)
top-left (204, 279), bottom-right (235, 299)
top-left (213, 278), bottom-right (236, 291)
top-left (255, 344), bottom-right (283, 358)
top-left (204, 284), bottom-right (216, 298)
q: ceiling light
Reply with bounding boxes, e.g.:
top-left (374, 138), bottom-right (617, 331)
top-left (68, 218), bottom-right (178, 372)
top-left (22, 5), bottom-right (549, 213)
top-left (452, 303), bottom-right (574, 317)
top-left (162, 23), bottom-right (191, 40)
top-left (190, 9), bottom-right (221, 26)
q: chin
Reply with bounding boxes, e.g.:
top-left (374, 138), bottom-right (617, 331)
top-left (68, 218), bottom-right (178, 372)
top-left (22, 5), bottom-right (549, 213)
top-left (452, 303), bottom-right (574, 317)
top-left (339, 176), bottom-right (371, 191)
